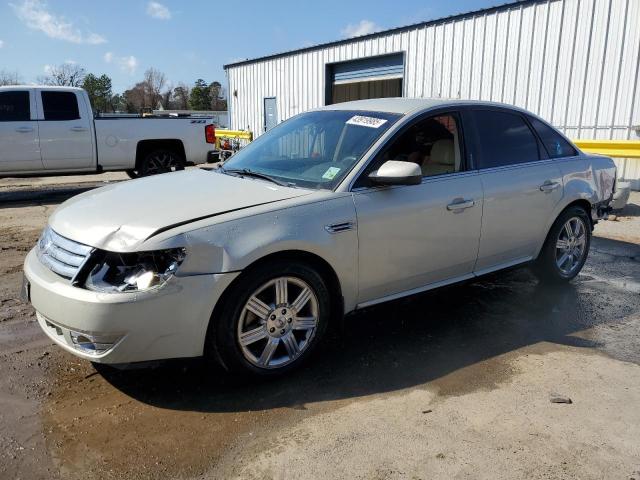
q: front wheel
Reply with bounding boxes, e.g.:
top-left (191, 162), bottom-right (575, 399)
top-left (208, 261), bottom-right (331, 377)
top-left (533, 206), bottom-right (591, 282)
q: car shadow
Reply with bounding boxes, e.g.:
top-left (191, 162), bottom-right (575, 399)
top-left (96, 237), bottom-right (640, 413)
top-left (0, 184), bottom-right (98, 208)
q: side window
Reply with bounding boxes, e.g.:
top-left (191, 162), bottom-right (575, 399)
top-left (41, 92), bottom-right (80, 121)
top-left (529, 117), bottom-right (577, 158)
top-left (379, 114), bottom-right (462, 177)
top-left (0, 91), bottom-right (30, 122)
top-left (471, 110), bottom-right (540, 168)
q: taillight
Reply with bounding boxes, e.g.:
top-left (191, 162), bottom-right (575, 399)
top-left (205, 124), bottom-right (216, 144)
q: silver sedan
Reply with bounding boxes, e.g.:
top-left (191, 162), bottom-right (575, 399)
top-left (24, 98), bottom-right (616, 376)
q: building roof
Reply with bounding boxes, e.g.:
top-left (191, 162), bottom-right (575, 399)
top-left (315, 97), bottom-right (529, 115)
top-left (224, 0), bottom-right (545, 69)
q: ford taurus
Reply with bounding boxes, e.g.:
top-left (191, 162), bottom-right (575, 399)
top-left (23, 98), bottom-right (616, 376)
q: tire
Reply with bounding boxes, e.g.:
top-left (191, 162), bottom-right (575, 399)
top-left (139, 149), bottom-right (184, 177)
top-left (207, 261), bottom-right (332, 377)
top-left (533, 205), bottom-right (591, 282)
top-left (125, 169), bottom-right (139, 179)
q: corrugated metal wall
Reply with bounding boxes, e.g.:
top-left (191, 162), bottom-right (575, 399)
top-left (226, 0), bottom-right (640, 185)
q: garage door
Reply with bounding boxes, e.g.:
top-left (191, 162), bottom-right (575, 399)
top-left (329, 54), bottom-right (404, 104)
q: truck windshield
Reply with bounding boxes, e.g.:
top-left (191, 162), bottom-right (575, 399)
top-left (219, 110), bottom-right (401, 189)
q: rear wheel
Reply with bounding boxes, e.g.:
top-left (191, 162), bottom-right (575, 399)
top-left (139, 149), bottom-right (184, 176)
top-left (534, 206), bottom-right (591, 282)
top-left (208, 261), bottom-right (331, 377)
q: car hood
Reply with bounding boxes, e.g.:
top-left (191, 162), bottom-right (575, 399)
top-left (49, 169), bottom-right (313, 251)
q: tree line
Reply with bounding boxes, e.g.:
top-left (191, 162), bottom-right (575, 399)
top-left (0, 63), bottom-right (227, 113)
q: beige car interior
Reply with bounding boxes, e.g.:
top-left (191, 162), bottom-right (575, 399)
top-left (385, 115), bottom-right (461, 177)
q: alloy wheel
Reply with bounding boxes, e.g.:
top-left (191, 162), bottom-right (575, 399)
top-left (237, 276), bottom-right (319, 369)
top-left (143, 152), bottom-right (180, 175)
top-left (555, 216), bottom-right (587, 275)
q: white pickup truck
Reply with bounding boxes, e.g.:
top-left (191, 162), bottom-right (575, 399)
top-left (0, 86), bottom-right (218, 177)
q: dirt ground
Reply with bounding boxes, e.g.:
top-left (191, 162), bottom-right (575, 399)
top-left (1, 174), bottom-right (639, 480)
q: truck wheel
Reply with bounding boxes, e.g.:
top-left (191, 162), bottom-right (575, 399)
top-left (207, 261), bottom-right (331, 377)
top-left (139, 150), bottom-right (184, 176)
top-left (125, 169), bottom-right (139, 179)
top-left (533, 205), bottom-right (591, 282)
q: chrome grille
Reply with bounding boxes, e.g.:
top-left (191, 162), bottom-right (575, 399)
top-left (37, 227), bottom-right (93, 280)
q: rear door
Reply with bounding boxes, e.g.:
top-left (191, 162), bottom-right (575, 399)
top-left (0, 90), bottom-right (42, 172)
top-left (465, 108), bottom-right (564, 274)
top-left (37, 90), bottom-right (94, 170)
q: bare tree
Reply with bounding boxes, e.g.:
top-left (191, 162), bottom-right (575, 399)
top-left (0, 70), bottom-right (21, 86)
top-left (39, 63), bottom-right (86, 87)
top-left (143, 68), bottom-right (166, 109)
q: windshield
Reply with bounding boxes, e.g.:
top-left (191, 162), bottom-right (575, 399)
top-left (220, 110), bottom-right (401, 189)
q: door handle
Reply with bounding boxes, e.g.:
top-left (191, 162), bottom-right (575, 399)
top-left (70, 126), bottom-right (88, 132)
top-left (447, 199), bottom-right (475, 211)
top-left (15, 126), bottom-right (34, 133)
top-left (539, 181), bottom-right (560, 192)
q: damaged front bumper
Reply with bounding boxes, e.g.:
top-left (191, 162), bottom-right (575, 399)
top-left (23, 248), bottom-right (239, 364)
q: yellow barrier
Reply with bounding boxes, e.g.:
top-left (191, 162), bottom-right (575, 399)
top-left (573, 139), bottom-right (640, 159)
top-left (215, 129), bottom-right (253, 141)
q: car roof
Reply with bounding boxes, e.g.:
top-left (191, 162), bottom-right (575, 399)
top-left (318, 97), bottom-right (529, 116)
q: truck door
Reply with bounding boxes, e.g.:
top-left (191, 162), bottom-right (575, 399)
top-left (37, 90), bottom-right (94, 171)
top-left (0, 89), bottom-right (43, 173)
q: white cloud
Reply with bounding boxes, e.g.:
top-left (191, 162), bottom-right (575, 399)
top-left (43, 64), bottom-right (52, 74)
top-left (341, 19), bottom-right (381, 38)
top-left (103, 51), bottom-right (138, 74)
top-left (11, 0), bottom-right (106, 44)
top-left (64, 59), bottom-right (76, 65)
top-left (146, 1), bottom-right (171, 20)
top-left (0, 40), bottom-right (4, 48)
top-left (119, 55), bottom-right (138, 74)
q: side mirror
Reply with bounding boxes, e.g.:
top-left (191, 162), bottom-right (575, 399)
top-left (368, 160), bottom-right (422, 186)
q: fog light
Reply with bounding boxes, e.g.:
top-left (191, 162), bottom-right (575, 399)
top-left (70, 331), bottom-right (122, 355)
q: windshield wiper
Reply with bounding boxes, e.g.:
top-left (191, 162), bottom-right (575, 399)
top-left (221, 168), bottom-right (294, 188)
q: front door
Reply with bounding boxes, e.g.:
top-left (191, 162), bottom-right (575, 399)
top-left (37, 90), bottom-right (94, 171)
top-left (0, 90), bottom-right (42, 173)
top-left (264, 97), bottom-right (277, 132)
top-left (353, 112), bottom-right (483, 306)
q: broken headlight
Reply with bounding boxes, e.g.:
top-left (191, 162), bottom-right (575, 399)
top-left (84, 248), bottom-right (186, 293)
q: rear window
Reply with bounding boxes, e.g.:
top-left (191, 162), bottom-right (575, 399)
top-left (471, 110), bottom-right (540, 169)
top-left (42, 91), bottom-right (80, 121)
top-left (0, 91), bottom-right (30, 122)
top-left (529, 117), bottom-right (577, 158)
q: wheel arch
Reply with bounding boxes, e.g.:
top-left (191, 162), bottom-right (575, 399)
top-left (203, 248), bottom-right (345, 362)
top-left (535, 198), bottom-right (593, 260)
top-left (217, 249), bottom-right (343, 313)
top-left (135, 139), bottom-right (186, 170)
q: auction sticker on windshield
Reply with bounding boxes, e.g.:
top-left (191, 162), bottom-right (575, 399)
top-left (322, 166), bottom-right (341, 180)
top-left (346, 115), bottom-right (388, 129)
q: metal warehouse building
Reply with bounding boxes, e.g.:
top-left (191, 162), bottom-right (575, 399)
top-left (225, 0), bottom-right (640, 187)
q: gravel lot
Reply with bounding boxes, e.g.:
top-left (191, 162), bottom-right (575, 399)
top-left (1, 174), bottom-right (639, 480)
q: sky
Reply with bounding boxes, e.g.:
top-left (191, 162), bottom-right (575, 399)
top-left (0, 0), bottom-right (504, 94)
